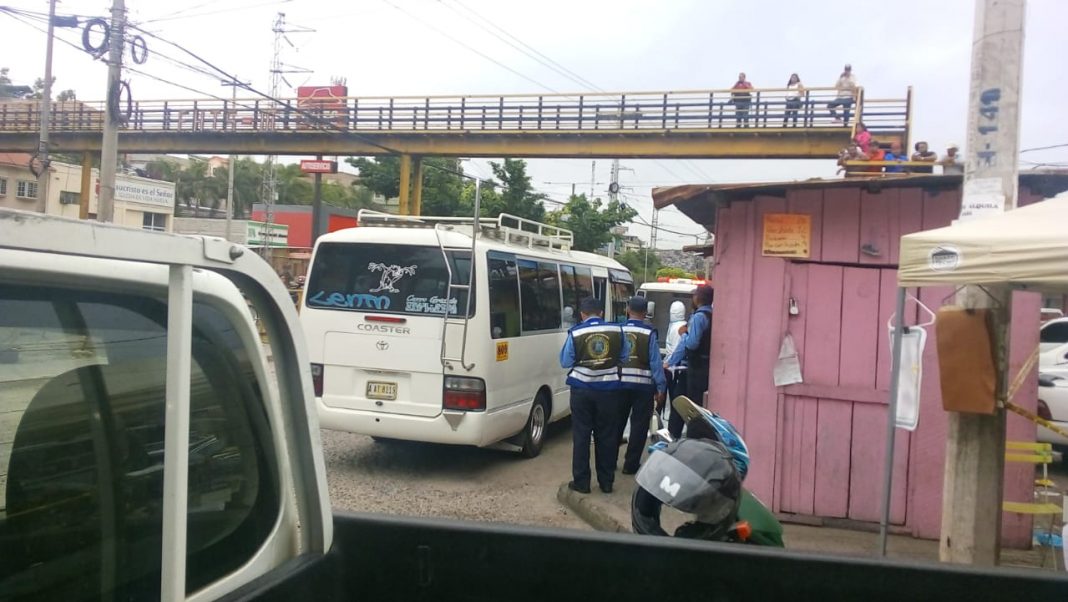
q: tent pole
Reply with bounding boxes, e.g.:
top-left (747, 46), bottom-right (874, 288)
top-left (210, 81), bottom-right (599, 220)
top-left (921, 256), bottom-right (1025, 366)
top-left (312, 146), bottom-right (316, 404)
top-left (878, 287), bottom-right (908, 556)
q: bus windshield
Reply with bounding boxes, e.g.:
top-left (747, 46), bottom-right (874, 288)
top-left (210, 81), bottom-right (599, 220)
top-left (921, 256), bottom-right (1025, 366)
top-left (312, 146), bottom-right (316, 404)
top-left (306, 243), bottom-right (472, 316)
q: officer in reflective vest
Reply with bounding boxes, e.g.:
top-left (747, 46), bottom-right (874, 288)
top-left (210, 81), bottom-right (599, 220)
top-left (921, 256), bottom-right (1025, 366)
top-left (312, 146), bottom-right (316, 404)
top-left (617, 296), bottom-right (668, 475)
top-left (560, 296), bottom-right (627, 494)
top-left (666, 285), bottom-right (714, 413)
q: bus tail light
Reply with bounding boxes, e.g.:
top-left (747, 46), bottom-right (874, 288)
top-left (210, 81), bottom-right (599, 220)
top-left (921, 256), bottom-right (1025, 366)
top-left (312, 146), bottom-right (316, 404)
top-left (443, 376), bottom-right (486, 411)
top-left (311, 363), bottom-right (324, 397)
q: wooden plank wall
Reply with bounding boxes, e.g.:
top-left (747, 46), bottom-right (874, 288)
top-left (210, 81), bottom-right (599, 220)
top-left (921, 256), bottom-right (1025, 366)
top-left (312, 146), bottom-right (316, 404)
top-left (711, 182), bottom-right (1041, 544)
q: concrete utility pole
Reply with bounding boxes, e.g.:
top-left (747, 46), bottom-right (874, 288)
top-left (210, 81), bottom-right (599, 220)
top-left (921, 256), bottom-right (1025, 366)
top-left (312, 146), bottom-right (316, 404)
top-left (221, 79), bottom-right (248, 242)
top-left (36, 0), bottom-right (57, 212)
top-left (940, 0), bottom-right (1026, 566)
top-left (97, 0), bottom-right (126, 223)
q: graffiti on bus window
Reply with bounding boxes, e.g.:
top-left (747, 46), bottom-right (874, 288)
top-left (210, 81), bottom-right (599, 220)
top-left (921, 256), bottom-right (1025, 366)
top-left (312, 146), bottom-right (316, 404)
top-left (307, 291), bottom-right (392, 310)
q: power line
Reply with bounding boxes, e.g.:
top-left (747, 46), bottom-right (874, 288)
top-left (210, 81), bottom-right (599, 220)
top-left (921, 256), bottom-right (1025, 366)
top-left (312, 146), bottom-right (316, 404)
top-left (138, 0), bottom-right (292, 24)
top-left (379, 0), bottom-right (562, 94)
top-left (1020, 143), bottom-right (1068, 153)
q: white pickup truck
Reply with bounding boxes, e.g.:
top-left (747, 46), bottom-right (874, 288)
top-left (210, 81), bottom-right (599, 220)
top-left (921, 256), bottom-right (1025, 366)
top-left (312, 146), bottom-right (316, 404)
top-left (1, 209), bottom-right (1063, 601)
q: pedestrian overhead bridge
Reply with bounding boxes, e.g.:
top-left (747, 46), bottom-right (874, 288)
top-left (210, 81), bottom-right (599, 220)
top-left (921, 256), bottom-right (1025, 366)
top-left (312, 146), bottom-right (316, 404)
top-left (0, 86), bottom-right (910, 158)
top-left (0, 85), bottom-right (910, 214)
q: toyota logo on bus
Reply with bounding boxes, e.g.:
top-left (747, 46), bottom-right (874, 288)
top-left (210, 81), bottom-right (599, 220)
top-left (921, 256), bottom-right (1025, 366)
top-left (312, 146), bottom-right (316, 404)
top-left (376, 340), bottom-right (389, 351)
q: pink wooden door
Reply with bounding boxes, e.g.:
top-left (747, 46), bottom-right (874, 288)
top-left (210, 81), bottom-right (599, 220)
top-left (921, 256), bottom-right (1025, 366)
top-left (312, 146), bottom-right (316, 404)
top-left (777, 262), bottom-right (911, 524)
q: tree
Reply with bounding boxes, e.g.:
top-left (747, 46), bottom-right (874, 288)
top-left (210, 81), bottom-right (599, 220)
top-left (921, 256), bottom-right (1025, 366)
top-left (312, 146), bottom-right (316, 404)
top-left (345, 156), bottom-right (467, 216)
top-left (480, 158), bottom-right (547, 222)
top-left (546, 193), bottom-right (638, 252)
top-left (57, 89), bottom-right (76, 101)
top-left (656, 266), bottom-right (697, 280)
top-left (616, 249), bottom-right (662, 285)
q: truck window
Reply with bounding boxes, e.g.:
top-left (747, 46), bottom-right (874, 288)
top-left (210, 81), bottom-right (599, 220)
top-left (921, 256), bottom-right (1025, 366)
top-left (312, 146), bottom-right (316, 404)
top-left (0, 284), bottom-right (279, 599)
top-left (306, 243), bottom-right (473, 316)
top-left (488, 253), bottom-right (520, 339)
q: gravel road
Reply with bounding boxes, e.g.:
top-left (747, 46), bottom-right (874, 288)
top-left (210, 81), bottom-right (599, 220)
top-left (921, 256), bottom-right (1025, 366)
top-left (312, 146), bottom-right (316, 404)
top-left (321, 419), bottom-right (590, 530)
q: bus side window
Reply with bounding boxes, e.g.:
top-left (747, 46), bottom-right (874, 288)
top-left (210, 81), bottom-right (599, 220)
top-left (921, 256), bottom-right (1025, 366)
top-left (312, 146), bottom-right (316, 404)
top-left (488, 254), bottom-right (520, 339)
top-left (574, 266), bottom-right (594, 302)
top-left (559, 265), bottom-right (579, 328)
top-left (593, 276), bottom-right (607, 315)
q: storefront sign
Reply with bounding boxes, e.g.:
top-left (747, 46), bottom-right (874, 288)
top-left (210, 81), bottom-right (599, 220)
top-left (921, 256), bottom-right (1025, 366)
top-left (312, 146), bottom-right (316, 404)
top-left (762, 213), bottom-right (811, 258)
top-left (247, 220), bottom-right (289, 247)
top-left (112, 175), bottom-right (175, 208)
top-left (300, 160), bottom-right (338, 174)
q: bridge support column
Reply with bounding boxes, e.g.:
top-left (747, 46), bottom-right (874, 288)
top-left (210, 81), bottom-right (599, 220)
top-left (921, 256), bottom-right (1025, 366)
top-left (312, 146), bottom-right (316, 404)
top-left (398, 154), bottom-right (412, 215)
top-left (411, 156), bottom-right (424, 216)
top-left (79, 151), bottom-right (92, 220)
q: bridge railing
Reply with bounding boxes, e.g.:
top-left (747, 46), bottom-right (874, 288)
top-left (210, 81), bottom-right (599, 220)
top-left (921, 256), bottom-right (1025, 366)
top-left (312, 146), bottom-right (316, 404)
top-left (0, 87), bottom-right (908, 136)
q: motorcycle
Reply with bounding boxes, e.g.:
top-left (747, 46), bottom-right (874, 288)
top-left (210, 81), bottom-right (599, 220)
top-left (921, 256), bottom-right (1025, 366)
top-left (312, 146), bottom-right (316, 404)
top-left (631, 396), bottom-right (785, 547)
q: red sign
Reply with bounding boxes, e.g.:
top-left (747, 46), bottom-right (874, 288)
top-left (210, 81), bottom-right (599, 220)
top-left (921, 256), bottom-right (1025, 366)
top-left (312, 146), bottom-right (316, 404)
top-left (297, 85), bottom-right (348, 130)
top-left (300, 160), bottom-right (338, 174)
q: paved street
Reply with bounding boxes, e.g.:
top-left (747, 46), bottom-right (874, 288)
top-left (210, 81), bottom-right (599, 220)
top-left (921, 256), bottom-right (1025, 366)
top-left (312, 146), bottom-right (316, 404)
top-left (321, 419), bottom-right (590, 530)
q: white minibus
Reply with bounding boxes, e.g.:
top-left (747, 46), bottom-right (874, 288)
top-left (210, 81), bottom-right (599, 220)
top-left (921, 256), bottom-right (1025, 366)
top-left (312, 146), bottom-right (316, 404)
top-left (300, 211), bottom-right (634, 457)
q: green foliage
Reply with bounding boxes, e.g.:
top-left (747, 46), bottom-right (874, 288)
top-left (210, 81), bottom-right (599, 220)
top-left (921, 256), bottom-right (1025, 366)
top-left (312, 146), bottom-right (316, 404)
top-left (656, 267), bottom-right (697, 280)
top-left (546, 193), bottom-right (638, 252)
top-left (145, 157), bottom-right (373, 217)
top-left (616, 250), bottom-right (662, 285)
top-left (345, 156), bottom-right (468, 216)
top-left (480, 159), bottom-right (546, 222)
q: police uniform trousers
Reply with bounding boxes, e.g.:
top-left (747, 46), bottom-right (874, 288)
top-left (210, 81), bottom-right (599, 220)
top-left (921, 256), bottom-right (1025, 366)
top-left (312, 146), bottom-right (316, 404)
top-left (617, 386), bottom-right (655, 473)
top-left (686, 355), bottom-right (710, 421)
top-left (667, 368), bottom-right (688, 440)
top-left (570, 387), bottom-right (621, 489)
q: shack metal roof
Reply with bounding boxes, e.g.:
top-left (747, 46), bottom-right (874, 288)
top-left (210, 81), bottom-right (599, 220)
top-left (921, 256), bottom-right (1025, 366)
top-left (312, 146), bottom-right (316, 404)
top-left (652, 171), bottom-right (1068, 231)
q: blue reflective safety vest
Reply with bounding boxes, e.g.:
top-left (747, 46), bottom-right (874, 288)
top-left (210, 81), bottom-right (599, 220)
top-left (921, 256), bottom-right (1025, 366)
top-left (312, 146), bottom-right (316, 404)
top-left (565, 320), bottom-right (624, 390)
top-left (620, 321), bottom-right (656, 389)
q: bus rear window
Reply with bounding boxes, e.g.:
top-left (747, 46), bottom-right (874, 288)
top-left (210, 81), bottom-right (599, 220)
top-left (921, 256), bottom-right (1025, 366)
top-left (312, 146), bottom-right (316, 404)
top-left (306, 243), bottom-right (472, 316)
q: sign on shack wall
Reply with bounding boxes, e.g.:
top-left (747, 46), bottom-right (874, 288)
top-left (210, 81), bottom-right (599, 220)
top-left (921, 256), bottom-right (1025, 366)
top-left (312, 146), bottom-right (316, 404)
top-left (761, 213), bottom-right (811, 258)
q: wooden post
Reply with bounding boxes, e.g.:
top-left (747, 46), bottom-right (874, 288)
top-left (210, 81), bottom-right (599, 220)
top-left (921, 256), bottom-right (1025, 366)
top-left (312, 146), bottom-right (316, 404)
top-left (940, 0), bottom-right (1026, 567)
top-left (398, 154), bottom-right (412, 215)
top-left (411, 156), bottom-right (424, 217)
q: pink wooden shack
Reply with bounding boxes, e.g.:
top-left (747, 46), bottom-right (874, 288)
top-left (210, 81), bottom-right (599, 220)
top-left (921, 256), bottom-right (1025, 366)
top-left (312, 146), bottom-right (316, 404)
top-left (655, 172), bottom-right (1068, 546)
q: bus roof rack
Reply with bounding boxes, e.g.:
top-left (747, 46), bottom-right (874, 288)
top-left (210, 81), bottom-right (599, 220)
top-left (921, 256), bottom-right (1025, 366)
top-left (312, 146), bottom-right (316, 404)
top-left (356, 209), bottom-right (574, 252)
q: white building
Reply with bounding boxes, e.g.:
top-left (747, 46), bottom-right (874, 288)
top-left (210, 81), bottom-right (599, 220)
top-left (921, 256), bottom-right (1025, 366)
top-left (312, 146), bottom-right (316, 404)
top-left (0, 153), bottom-right (175, 231)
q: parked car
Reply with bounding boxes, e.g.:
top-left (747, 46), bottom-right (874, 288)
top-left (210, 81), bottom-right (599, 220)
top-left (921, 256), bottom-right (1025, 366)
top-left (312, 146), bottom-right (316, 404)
top-left (1039, 317), bottom-right (1068, 380)
top-left (1037, 374), bottom-right (1068, 448)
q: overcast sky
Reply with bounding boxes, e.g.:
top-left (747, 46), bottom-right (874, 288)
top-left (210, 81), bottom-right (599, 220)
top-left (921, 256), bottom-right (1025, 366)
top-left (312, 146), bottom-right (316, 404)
top-left (2, 0), bottom-right (1066, 248)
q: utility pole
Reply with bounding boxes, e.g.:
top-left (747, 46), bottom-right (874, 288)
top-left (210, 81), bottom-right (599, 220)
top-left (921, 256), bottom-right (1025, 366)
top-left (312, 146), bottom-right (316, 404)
top-left (940, 0), bottom-right (1026, 567)
top-left (222, 79), bottom-right (248, 242)
top-left (97, 0), bottom-right (125, 223)
top-left (590, 160), bottom-right (596, 199)
top-left (35, 0), bottom-right (57, 213)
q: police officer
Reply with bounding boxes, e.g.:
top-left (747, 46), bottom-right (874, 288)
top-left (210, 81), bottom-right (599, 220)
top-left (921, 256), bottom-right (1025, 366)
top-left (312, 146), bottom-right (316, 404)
top-left (666, 285), bottom-right (714, 415)
top-left (560, 296), bottom-right (626, 494)
top-left (618, 296), bottom-right (668, 475)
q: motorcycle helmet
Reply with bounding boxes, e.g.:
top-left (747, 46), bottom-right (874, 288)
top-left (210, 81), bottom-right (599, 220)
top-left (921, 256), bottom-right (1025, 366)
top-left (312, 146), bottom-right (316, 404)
top-left (631, 438), bottom-right (742, 540)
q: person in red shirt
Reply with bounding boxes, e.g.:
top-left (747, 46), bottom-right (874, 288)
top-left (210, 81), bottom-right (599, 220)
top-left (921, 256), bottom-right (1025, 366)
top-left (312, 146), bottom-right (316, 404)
top-left (730, 73), bottom-right (754, 127)
top-left (865, 140), bottom-right (885, 173)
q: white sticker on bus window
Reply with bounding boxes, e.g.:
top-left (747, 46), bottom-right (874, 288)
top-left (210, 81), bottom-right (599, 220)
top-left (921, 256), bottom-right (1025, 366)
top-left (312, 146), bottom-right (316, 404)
top-left (368, 262), bottom-right (417, 293)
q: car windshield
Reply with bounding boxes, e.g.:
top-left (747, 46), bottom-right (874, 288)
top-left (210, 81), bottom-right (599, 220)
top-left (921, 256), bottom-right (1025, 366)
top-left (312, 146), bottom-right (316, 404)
top-left (306, 243), bottom-right (472, 316)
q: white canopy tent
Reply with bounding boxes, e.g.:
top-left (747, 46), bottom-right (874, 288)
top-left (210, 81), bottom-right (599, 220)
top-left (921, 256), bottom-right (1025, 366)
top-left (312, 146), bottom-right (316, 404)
top-left (878, 193), bottom-right (1068, 554)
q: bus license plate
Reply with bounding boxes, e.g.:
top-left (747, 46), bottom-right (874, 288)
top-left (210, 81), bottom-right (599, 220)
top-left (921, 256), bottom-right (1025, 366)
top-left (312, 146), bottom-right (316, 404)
top-left (366, 381), bottom-right (397, 401)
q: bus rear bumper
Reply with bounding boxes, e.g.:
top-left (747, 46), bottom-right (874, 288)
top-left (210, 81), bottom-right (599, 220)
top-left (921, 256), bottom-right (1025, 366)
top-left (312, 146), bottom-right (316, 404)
top-left (317, 399), bottom-right (493, 446)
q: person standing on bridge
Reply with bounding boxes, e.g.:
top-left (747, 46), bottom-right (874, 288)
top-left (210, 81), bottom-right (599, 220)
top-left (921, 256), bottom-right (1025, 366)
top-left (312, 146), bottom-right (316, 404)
top-left (730, 73), bottom-right (754, 127)
top-left (616, 296), bottom-right (667, 475)
top-left (560, 297), bottom-right (628, 494)
top-left (828, 64), bottom-right (858, 126)
top-left (784, 73), bottom-right (804, 127)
